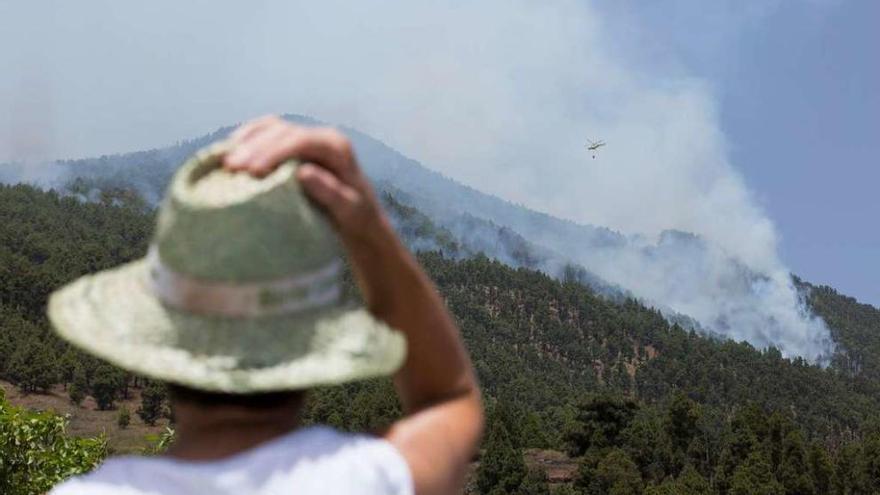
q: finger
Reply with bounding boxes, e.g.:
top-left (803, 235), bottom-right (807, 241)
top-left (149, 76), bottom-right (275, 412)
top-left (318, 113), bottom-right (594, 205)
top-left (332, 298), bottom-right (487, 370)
top-left (296, 163), bottom-right (360, 223)
top-left (236, 125), bottom-right (294, 176)
top-left (247, 126), bottom-right (306, 176)
top-left (224, 122), bottom-right (288, 171)
top-left (280, 127), bottom-right (358, 180)
top-left (228, 115), bottom-right (284, 144)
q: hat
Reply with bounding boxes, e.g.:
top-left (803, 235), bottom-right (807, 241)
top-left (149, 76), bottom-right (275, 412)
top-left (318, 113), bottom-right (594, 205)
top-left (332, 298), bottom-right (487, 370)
top-left (47, 142), bottom-right (406, 393)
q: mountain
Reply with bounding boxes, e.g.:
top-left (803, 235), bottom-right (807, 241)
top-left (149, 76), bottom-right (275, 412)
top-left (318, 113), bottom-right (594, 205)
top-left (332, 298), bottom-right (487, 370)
top-left (2, 114), bottom-right (833, 362)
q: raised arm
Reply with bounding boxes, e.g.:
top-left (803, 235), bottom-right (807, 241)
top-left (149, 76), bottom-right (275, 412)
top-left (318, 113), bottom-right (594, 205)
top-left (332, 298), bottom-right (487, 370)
top-left (223, 116), bottom-right (484, 495)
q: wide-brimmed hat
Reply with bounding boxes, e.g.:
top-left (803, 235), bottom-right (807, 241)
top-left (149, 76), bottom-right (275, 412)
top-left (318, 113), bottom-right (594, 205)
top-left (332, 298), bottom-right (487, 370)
top-left (48, 142), bottom-right (406, 393)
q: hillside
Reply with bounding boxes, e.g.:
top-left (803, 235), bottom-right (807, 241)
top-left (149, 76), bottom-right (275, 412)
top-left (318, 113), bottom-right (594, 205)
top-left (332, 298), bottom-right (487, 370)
top-left (799, 278), bottom-right (880, 381)
top-left (3, 183), bottom-right (880, 493)
top-left (3, 115), bottom-right (838, 362)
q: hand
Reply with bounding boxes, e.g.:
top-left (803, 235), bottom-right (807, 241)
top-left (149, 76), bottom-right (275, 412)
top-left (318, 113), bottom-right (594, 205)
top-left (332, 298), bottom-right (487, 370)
top-left (223, 119), bottom-right (482, 495)
top-left (222, 115), bottom-right (390, 247)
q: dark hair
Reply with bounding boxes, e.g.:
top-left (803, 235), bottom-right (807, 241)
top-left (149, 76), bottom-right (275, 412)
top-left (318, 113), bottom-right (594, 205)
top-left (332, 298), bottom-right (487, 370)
top-left (167, 384), bottom-right (306, 410)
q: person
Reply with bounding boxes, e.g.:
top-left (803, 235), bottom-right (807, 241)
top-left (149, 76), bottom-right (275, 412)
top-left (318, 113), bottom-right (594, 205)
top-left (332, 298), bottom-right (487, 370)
top-left (48, 115), bottom-right (484, 495)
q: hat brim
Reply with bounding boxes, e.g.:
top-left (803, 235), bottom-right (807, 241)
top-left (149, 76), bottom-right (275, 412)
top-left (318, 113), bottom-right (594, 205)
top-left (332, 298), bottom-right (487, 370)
top-left (48, 260), bottom-right (407, 393)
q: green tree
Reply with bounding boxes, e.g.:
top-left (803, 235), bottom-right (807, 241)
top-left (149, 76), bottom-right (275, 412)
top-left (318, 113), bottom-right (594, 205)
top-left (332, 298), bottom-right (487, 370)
top-left (806, 442), bottom-right (833, 495)
top-left (477, 409), bottom-right (527, 494)
top-left (676, 464), bottom-right (712, 494)
top-left (0, 389), bottom-right (106, 495)
top-left (549, 486), bottom-right (580, 495)
top-left (715, 405), bottom-right (762, 493)
top-left (862, 430), bottom-right (880, 493)
top-left (68, 364), bottom-right (88, 406)
top-left (776, 430), bottom-right (814, 495)
top-left (834, 442), bottom-right (866, 495)
top-left (729, 451), bottom-right (784, 495)
top-left (565, 395), bottom-right (638, 457)
top-left (57, 348), bottom-right (80, 387)
top-left (8, 341), bottom-right (58, 393)
top-left (521, 411), bottom-right (551, 449)
top-left (591, 448), bottom-right (643, 495)
top-left (622, 409), bottom-right (675, 484)
top-left (89, 365), bottom-right (121, 410)
top-left (117, 405), bottom-right (131, 429)
top-left (665, 391), bottom-right (701, 455)
top-left (645, 464), bottom-right (710, 495)
top-left (520, 466), bottom-right (551, 495)
top-left (137, 382), bottom-right (166, 426)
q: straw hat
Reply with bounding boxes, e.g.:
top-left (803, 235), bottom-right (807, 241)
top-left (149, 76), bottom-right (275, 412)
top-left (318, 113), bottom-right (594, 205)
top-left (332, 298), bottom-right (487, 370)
top-left (48, 143), bottom-right (406, 393)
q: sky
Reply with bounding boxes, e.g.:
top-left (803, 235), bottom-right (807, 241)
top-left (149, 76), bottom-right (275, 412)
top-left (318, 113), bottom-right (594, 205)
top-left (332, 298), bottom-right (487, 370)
top-left (721, 2), bottom-right (879, 306)
top-left (0, 0), bottom-right (877, 307)
top-left (617, 0), bottom-right (879, 306)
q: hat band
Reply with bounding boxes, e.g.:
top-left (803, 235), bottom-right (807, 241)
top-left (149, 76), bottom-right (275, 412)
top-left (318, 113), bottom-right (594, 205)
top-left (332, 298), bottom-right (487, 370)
top-left (146, 247), bottom-right (343, 318)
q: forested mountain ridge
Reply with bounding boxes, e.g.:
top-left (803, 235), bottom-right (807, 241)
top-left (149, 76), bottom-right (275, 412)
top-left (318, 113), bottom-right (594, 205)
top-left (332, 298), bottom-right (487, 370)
top-left (12, 115), bottom-right (835, 366)
top-left (3, 170), bottom-right (880, 492)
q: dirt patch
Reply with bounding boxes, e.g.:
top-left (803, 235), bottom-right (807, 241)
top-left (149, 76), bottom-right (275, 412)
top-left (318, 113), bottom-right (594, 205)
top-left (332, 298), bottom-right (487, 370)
top-left (524, 449), bottom-right (578, 483)
top-left (1, 379), bottom-right (168, 454)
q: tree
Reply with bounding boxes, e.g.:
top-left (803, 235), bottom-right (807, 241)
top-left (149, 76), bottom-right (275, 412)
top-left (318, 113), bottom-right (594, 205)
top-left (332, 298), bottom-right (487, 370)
top-left (90, 365), bottom-right (121, 410)
top-left (0, 389), bottom-right (106, 495)
top-left (622, 409), bottom-right (675, 484)
top-left (520, 466), bottom-right (551, 495)
top-left (862, 430), bottom-right (880, 493)
top-left (137, 382), bottom-right (166, 426)
top-left (715, 406), bottom-right (761, 493)
top-left (549, 485), bottom-right (579, 495)
top-left (68, 364), bottom-right (88, 406)
top-left (835, 442), bottom-right (866, 495)
top-left (665, 392), bottom-right (701, 454)
top-left (807, 442), bottom-right (834, 495)
top-left (645, 464), bottom-right (712, 495)
top-left (520, 411), bottom-right (551, 449)
top-left (117, 406), bottom-right (131, 429)
top-left (8, 341), bottom-right (58, 393)
top-left (776, 430), bottom-right (814, 495)
top-left (729, 452), bottom-right (784, 495)
top-left (674, 464), bottom-right (711, 495)
top-left (565, 395), bottom-right (638, 457)
top-left (592, 448), bottom-right (643, 495)
top-left (57, 348), bottom-right (80, 387)
top-left (477, 408), bottom-right (527, 494)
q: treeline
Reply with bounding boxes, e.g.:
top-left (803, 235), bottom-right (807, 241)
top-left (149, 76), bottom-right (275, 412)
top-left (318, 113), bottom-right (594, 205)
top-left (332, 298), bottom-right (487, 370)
top-left (475, 394), bottom-right (880, 494)
top-left (0, 184), bottom-right (153, 417)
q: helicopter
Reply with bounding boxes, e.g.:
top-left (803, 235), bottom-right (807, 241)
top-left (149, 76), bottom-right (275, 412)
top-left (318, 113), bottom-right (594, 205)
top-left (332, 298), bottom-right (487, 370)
top-left (585, 139), bottom-right (606, 159)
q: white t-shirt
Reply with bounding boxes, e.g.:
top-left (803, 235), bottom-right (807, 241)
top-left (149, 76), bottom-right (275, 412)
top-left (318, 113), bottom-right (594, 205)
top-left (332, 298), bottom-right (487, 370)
top-left (50, 426), bottom-right (413, 495)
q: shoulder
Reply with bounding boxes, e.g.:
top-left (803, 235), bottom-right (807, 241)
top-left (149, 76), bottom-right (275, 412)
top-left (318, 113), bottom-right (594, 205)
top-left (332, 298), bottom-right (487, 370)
top-left (288, 426), bottom-right (414, 493)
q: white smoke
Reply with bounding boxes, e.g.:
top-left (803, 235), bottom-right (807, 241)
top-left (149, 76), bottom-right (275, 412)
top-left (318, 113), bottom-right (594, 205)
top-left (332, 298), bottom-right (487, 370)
top-left (0, 0), bottom-right (834, 359)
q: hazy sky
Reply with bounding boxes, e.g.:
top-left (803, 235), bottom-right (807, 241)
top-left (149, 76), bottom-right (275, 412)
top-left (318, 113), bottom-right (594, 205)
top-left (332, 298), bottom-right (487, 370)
top-left (1, 0), bottom-right (877, 306)
top-left (622, 0), bottom-right (879, 306)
